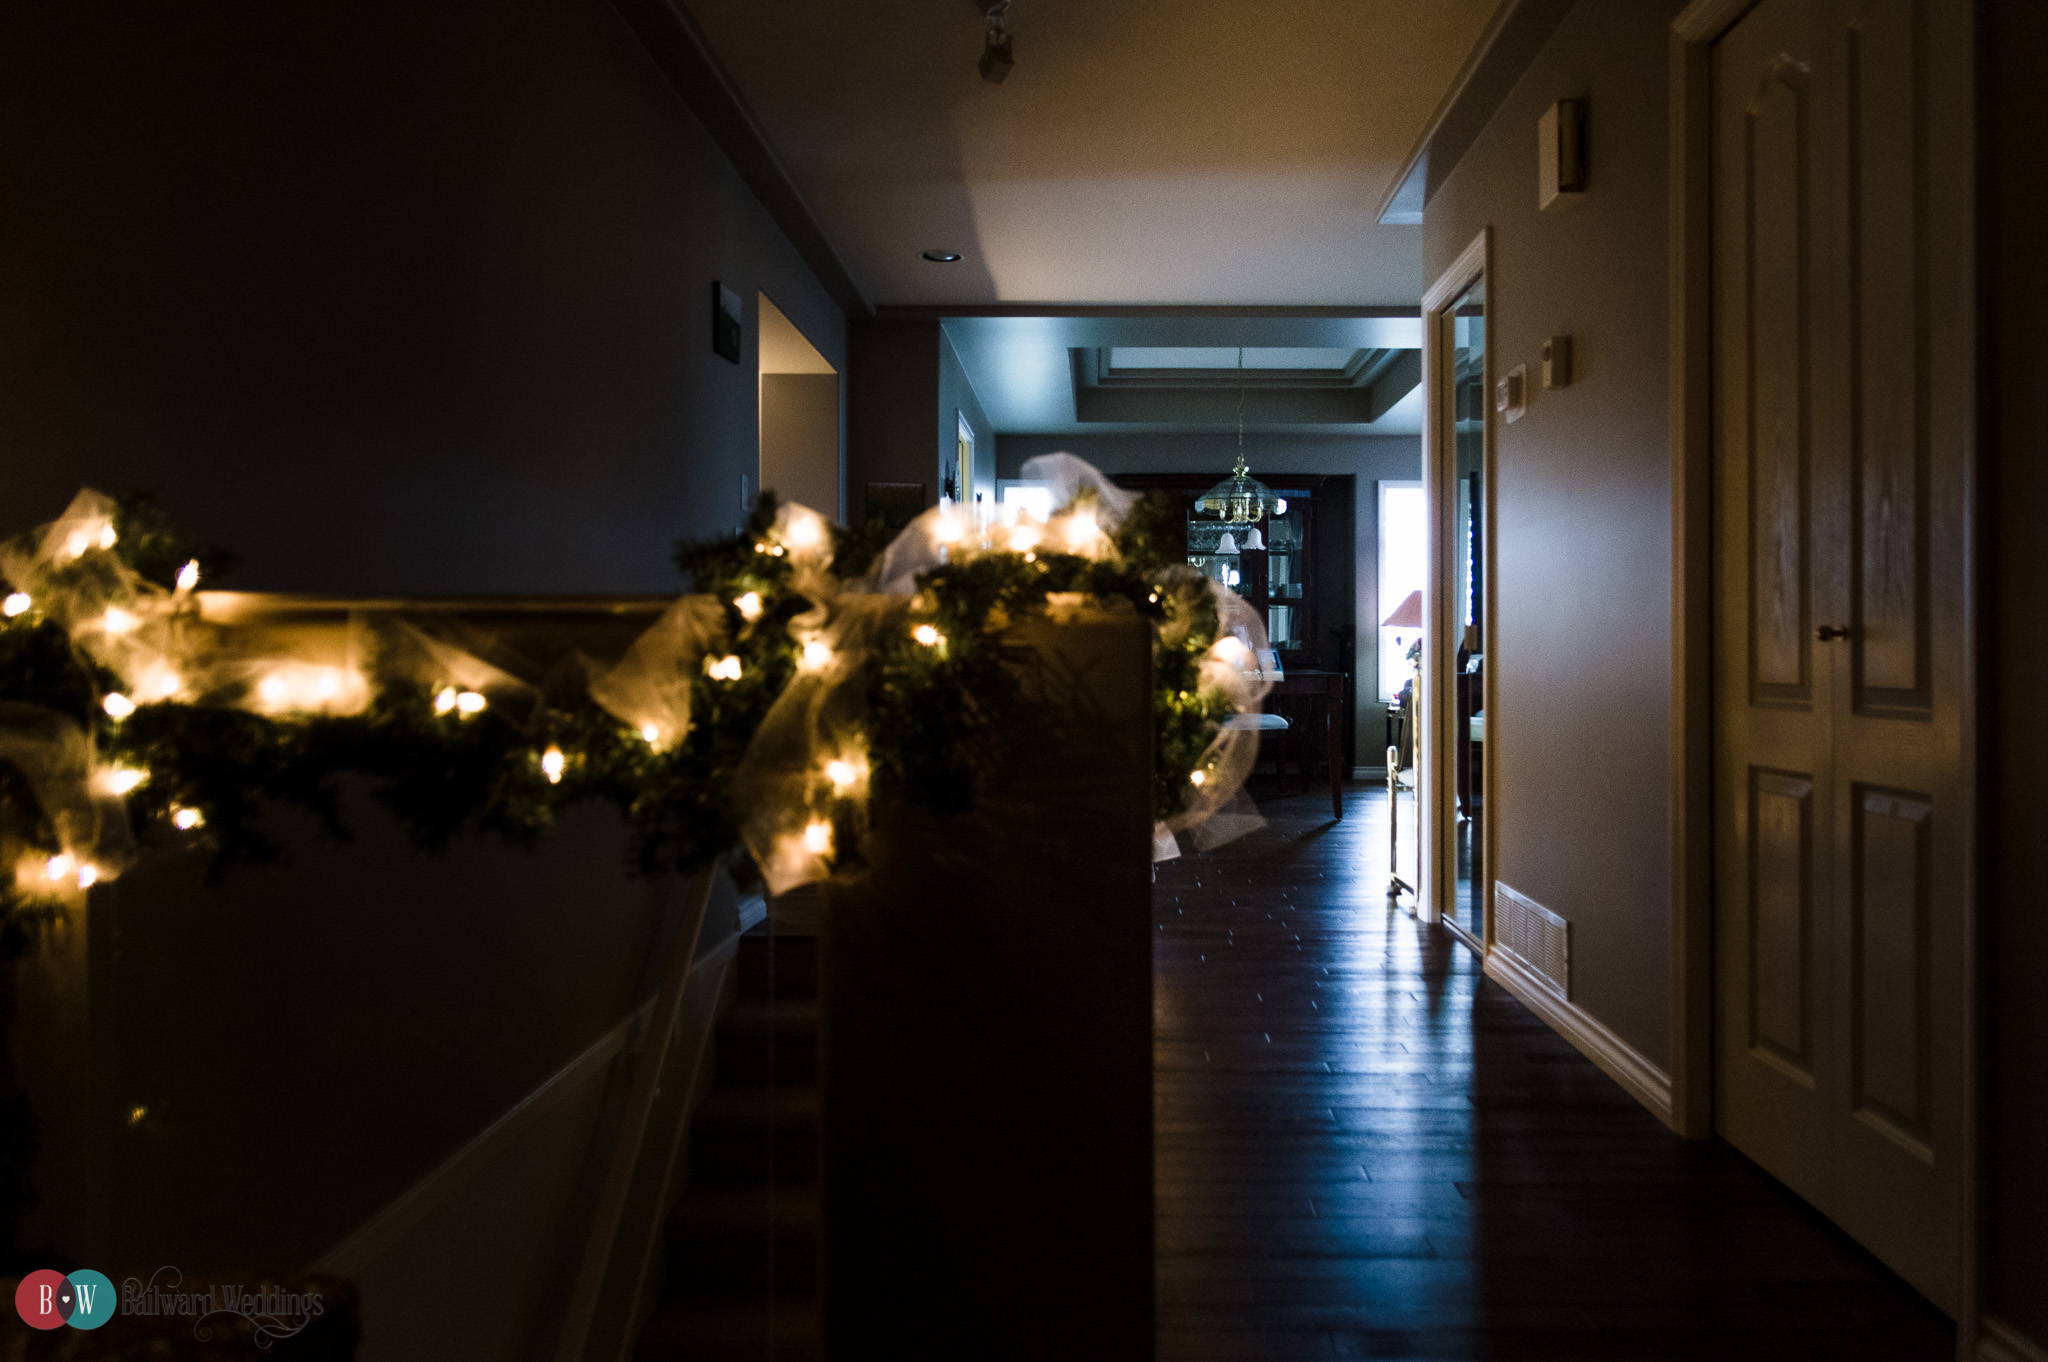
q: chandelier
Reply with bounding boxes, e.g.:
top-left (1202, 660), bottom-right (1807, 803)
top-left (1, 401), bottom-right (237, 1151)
top-left (1198, 456), bottom-right (1280, 525)
top-left (1197, 348), bottom-right (1281, 524)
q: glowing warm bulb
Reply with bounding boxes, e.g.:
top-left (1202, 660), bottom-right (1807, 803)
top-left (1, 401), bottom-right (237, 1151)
top-left (1064, 509), bottom-right (1099, 549)
top-left (101, 768), bottom-right (147, 795)
top-left (101, 607), bottom-right (140, 635)
top-left (176, 559), bottom-right (200, 592)
top-left (1211, 636), bottom-right (1250, 664)
top-left (136, 666), bottom-right (182, 701)
top-left (1008, 527), bottom-right (1038, 553)
top-left (1024, 552), bottom-right (1037, 563)
top-left (1147, 591), bottom-right (1160, 603)
top-left (803, 820), bottom-right (833, 854)
top-left (1190, 769), bottom-right (1207, 787)
top-left (704, 654), bottom-right (743, 681)
top-left (44, 853), bottom-right (74, 881)
top-left (434, 686), bottom-right (458, 714)
top-left (172, 806), bottom-right (204, 831)
top-left (455, 690), bottom-right (487, 715)
top-left (76, 863), bottom-right (101, 888)
top-left (64, 531), bottom-right (92, 559)
top-left (102, 692), bottom-right (136, 719)
top-left (98, 524), bottom-right (118, 550)
top-left (912, 624), bottom-right (942, 647)
top-left (783, 509), bottom-right (826, 549)
top-left (2, 593), bottom-right (28, 617)
top-left (932, 511), bottom-right (965, 546)
top-left (825, 759), bottom-right (858, 790)
top-left (735, 592), bottom-right (763, 622)
top-left (541, 746), bottom-right (565, 783)
top-left (801, 640), bottom-right (833, 670)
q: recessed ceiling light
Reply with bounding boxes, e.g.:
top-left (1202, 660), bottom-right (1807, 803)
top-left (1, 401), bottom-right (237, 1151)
top-left (921, 250), bottom-right (963, 263)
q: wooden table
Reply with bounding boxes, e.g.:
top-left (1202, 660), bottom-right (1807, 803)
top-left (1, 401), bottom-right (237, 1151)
top-left (1268, 668), bottom-right (1346, 819)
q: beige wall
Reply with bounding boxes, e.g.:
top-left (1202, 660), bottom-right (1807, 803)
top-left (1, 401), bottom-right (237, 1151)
top-left (1423, 0), bottom-right (1688, 1068)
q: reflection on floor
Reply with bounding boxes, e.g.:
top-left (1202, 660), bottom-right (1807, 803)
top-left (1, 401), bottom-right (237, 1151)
top-left (1154, 785), bottom-right (1953, 1361)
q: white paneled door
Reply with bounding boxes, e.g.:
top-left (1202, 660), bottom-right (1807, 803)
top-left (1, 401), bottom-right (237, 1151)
top-left (1710, 0), bottom-right (1969, 1314)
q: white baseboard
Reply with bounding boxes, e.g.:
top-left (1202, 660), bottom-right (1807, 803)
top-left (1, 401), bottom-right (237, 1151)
top-left (1981, 1318), bottom-right (2048, 1362)
top-left (1483, 945), bottom-right (1675, 1129)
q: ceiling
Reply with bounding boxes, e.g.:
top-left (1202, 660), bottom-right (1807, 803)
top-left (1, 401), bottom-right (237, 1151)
top-left (944, 314), bottom-right (1425, 435)
top-left (682, 0), bottom-right (1503, 307)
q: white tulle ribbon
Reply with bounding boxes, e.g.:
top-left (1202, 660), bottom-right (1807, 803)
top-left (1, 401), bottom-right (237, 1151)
top-left (3, 455), bottom-right (1275, 898)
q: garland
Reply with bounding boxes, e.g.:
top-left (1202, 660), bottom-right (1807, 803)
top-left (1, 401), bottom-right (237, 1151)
top-left (0, 467), bottom-right (1267, 947)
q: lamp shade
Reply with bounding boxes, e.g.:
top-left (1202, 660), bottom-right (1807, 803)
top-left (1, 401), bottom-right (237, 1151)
top-left (1381, 590), bottom-right (1423, 628)
top-left (1197, 457), bottom-right (1280, 525)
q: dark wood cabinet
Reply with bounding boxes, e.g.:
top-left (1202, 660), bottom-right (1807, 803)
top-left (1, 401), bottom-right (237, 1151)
top-left (1110, 472), bottom-right (1326, 670)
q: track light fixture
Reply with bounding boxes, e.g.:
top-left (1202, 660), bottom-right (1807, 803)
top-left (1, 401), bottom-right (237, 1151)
top-left (980, 1), bottom-right (1013, 84)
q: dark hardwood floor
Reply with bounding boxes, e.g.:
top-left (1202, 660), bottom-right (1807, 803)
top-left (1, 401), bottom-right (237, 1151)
top-left (1154, 784), bottom-right (1955, 1361)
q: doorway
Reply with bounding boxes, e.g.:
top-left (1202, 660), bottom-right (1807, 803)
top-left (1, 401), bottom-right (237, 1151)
top-left (1698, 0), bottom-right (1973, 1317)
top-left (759, 293), bottom-right (841, 520)
top-left (1420, 232), bottom-right (1492, 946)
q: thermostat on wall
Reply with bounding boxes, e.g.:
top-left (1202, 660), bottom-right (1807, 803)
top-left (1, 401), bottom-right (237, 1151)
top-left (1538, 99), bottom-right (1588, 209)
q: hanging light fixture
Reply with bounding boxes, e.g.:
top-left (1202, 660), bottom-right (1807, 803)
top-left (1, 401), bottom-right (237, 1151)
top-left (1198, 348), bottom-right (1281, 525)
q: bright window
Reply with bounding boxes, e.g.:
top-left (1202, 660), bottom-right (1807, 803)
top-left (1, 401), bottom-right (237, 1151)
top-left (1378, 482), bottom-right (1425, 700)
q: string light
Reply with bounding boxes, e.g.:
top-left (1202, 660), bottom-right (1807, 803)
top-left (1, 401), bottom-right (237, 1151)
top-left (800, 640), bottom-right (833, 670)
top-left (1148, 591), bottom-right (1159, 603)
top-left (541, 746), bottom-right (565, 783)
top-left (803, 820), bottom-right (833, 854)
top-left (825, 759), bottom-right (859, 790)
top-left (44, 854), bottom-right (74, 882)
top-left (1190, 769), bottom-right (1207, 787)
top-left (783, 509), bottom-right (826, 549)
top-left (102, 692), bottom-right (136, 719)
top-left (1063, 508), bottom-right (1099, 551)
top-left (2, 593), bottom-right (28, 617)
top-left (434, 687), bottom-right (458, 714)
top-left (1008, 526), bottom-right (1038, 553)
top-left (101, 607), bottom-right (140, 635)
top-left (455, 690), bottom-right (487, 715)
top-left (136, 666), bottom-right (182, 701)
top-left (641, 723), bottom-right (662, 745)
top-left (99, 767), bottom-right (147, 796)
top-left (704, 654), bottom-right (743, 681)
top-left (754, 542), bottom-right (770, 554)
top-left (735, 592), bottom-right (763, 622)
top-left (176, 560), bottom-right (200, 592)
top-left (1024, 552), bottom-right (1036, 563)
top-left (99, 524), bottom-right (117, 550)
top-left (76, 864), bottom-right (100, 888)
top-left (171, 806), bottom-right (205, 830)
top-left (913, 624), bottom-right (942, 647)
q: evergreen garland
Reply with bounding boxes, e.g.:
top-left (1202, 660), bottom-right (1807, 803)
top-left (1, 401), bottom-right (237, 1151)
top-left (0, 488), bottom-right (1239, 938)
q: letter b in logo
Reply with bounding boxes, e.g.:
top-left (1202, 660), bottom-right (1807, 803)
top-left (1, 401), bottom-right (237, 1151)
top-left (14, 1268), bottom-right (115, 1330)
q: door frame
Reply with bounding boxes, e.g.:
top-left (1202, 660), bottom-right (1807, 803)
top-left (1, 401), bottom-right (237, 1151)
top-left (1666, 0), bottom-right (1982, 1347)
top-left (1419, 228), bottom-right (1494, 942)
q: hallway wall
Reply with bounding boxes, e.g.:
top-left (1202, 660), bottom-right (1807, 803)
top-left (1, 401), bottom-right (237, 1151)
top-left (0, 0), bottom-right (847, 594)
top-left (1422, 0), bottom-right (1688, 1072)
top-left (997, 431), bottom-right (1420, 765)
